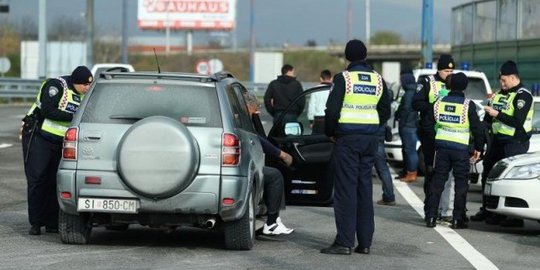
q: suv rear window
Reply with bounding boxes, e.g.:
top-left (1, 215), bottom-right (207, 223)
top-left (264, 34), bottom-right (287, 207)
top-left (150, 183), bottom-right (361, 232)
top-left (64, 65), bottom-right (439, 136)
top-left (418, 75), bottom-right (488, 100)
top-left (81, 81), bottom-right (222, 127)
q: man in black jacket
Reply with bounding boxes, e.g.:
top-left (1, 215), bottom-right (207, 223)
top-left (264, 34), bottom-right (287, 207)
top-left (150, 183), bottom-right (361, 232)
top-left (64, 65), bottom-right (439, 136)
top-left (264, 64), bottom-right (305, 124)
top-left (320, 39), bottom-right (391, 255)
top-left (470, 60), bottom-right (533, 227)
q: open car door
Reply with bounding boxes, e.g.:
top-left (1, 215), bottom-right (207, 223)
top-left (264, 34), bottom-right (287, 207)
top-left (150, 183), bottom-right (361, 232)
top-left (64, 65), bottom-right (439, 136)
top-left (267, 85), bottom-right (334, 205)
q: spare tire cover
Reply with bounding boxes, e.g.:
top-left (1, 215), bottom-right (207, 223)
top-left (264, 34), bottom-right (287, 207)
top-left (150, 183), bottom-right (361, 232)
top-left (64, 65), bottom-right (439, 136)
top-left (117, 116), bottom-right (200, 198)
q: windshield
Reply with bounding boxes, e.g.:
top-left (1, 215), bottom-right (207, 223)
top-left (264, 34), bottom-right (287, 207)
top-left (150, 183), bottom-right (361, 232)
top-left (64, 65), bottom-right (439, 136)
top-left (418, 75), bottom-right (488, 101)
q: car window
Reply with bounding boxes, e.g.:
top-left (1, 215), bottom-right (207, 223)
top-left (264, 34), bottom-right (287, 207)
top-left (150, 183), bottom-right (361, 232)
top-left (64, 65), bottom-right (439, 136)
top-left (81, 81), bottom-right (222, 127)
top-left (230, 84), bottom-right (255, 132)
top-left (532, 101), bottom-right (540, 133)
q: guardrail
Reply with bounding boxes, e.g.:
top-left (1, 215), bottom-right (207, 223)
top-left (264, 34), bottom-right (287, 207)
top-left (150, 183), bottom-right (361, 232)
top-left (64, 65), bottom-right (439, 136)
top-left (0, 78), bottom-right (319, 103)
top-left (0, 78), bottom-right (42, 103)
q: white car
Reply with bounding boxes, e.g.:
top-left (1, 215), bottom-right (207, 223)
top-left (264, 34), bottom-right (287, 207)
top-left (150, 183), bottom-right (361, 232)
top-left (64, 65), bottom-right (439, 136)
top-left (384, 69), bottom-right (493, 174)
top-left (484, 151), bottom-right (540, 221)
top-left (91, 63), bottom-right (135, 77)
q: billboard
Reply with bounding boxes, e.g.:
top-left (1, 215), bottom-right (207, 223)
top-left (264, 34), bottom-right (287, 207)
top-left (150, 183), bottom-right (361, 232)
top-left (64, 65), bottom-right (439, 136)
top-left (138, 0), bottom-right (236, 30)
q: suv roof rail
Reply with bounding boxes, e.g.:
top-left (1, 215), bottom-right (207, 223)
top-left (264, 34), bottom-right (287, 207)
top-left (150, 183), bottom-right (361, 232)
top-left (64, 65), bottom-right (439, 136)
top-left (99, 71), bottom-right (217, 82)
top-left (212, 71), bottom-right (235, 81)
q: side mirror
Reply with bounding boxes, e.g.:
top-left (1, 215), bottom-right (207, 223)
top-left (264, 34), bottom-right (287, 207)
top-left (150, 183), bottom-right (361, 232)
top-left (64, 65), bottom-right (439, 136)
top-left (284, 122), bottom-right (303, 136)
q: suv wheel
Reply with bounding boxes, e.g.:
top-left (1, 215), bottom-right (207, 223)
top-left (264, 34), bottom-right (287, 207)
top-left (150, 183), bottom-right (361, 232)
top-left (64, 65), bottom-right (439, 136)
top-left (223, 186), bottom-right (255, 250)
top-left (59, 210), bottom-right (92, 244)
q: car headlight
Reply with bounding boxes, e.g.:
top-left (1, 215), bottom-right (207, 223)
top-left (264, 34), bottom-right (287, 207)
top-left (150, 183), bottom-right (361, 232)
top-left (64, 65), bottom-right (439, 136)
top-left (504, 163), bottom-right (540, 179)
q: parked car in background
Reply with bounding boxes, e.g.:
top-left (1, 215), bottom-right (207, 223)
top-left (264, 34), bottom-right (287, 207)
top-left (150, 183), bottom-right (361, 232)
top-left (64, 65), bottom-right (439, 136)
top-left (90, 63), bottom-right (135, 77)
top-left (57, 71), bottom-right (264, 250)
top-left (384, 68), bottom-right (493, 174)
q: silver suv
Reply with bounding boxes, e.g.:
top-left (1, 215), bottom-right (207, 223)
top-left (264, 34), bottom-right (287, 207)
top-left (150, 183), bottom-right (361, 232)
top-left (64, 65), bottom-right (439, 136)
top-left (57, 71), bottom-right (264, 250)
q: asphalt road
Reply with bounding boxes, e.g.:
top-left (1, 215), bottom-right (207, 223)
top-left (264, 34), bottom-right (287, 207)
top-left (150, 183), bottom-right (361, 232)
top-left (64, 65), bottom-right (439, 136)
top-left (0, 105), bottom-right (539, 270)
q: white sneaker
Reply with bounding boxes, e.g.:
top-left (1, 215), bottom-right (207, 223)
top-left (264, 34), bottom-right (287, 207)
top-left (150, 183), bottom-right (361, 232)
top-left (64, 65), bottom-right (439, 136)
top-left (263, 218), bottom-right (294, 235)
top-left (276, 217), bottom-right (294, 232)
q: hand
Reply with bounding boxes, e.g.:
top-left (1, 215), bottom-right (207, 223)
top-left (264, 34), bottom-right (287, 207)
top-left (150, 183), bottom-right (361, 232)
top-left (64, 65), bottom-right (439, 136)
top-left (484, 106), bottom-right (499, 117)
top-left (279, 151), bottom-right (293, 167)
top-left (470, 150), bottom-right (481, 163)
top-left (329, 136), bottom-right (336, 143)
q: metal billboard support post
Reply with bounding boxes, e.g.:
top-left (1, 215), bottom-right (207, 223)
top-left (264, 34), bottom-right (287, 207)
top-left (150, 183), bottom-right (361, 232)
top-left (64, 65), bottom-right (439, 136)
top-left (249, 0), bottom-right (256, 83)
top-left (421, 0), bottom-right (433, 67)
top-left (38, 0), bottom-right (47, 79)
top-left (86, 0), bottom-right (94, 68)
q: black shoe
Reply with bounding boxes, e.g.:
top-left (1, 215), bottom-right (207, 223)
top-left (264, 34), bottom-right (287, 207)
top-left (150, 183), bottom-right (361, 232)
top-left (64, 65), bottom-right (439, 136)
top-left (354, 246), bottom-right (370, 254)
top-left (470, 208), bottom-right (489, 222)
top-left (450, 220), bottom-right (468, 229)
top-left (500, 218), bottom-right (524, 228)
top-left (45, 227), bottom-right (59, 233)
top-left (29, 225), bottom-right (41, 235)
top-left (426, 217), bottom-right (436, 228)
top-left (320, 242), bottom-right (352, 255)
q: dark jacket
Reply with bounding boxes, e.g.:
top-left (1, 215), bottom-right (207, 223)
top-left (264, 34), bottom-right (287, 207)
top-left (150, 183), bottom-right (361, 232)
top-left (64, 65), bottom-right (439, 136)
top-left (395, 73), bottom-right (418, 129)
top-left (413, 73), bottom-right (445, 133)
top-left (324, 61), bottom-right (391, 137)
top-left (484, 83), bottom-right (533, 143)
top-left (263, 75), bottom-right (305, 116)
top-left (34, 76), bottom-right (81, 143)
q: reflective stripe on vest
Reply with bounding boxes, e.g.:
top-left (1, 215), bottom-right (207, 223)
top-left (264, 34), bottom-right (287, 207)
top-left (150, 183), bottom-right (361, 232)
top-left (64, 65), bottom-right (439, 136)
top-left (434, 97), bottom-right (470, 146)
top-left (491, 88), bottom-right (534, 136)
top-left (338, 71), bottom-right (383, 130)
top-left (427, 75), bottom-right (449, 104)
top-left (38, 77), bottom-right (83, 137)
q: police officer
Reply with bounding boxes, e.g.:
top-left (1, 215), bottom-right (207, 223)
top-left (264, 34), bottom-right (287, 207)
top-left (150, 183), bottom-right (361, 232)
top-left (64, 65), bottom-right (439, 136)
top-left (412, 54), bottom-right (455, 218)
top-left (22, 66), bottom-right (93, 235)
top-left (470, 60), bottom-right (533, 227)
top-left (320, 39), bottom-right (391, 255)
top-left (424, 73), bottom-right (484, 229)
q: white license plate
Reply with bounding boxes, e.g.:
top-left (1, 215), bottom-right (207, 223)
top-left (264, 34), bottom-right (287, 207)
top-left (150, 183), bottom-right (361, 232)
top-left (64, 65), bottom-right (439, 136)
top-left (78, 198), bottom-right (138, 213)
top-left (484, 184), bottom-right (491, 195)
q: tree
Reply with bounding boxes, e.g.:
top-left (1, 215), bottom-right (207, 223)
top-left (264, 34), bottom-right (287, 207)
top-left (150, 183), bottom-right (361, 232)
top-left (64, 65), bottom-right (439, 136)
top-left (369, 31), bottom-right (402, 45)
top-left (49, 17), bottom-right (85, 41)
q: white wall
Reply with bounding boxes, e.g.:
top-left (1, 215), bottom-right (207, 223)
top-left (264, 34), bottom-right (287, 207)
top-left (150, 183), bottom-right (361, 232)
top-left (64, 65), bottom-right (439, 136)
top-left (21, 41), bottom-right (86, 79)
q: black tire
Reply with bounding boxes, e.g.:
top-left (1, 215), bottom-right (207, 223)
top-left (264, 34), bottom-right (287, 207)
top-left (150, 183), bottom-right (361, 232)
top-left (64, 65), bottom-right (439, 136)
top-left (223, 187), bottom-right (255, 250)
top-left (59, 209), bottom-right (92, 244)
top-left (105, 224), bottom-right (129, 231)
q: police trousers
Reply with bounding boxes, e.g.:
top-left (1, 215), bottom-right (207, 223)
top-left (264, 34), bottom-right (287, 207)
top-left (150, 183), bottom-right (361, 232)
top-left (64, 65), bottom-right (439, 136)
top-left (331, 134), bottom-right (377, 248)
top-left (425, 148), bottom-right (470, 221)
top-left (24, 133), bottom-right (62, 228)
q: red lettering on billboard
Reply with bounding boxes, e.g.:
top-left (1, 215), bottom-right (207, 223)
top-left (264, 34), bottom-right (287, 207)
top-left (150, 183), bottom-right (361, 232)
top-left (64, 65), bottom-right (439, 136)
top-left (144, 0), bottom-right (229, 14)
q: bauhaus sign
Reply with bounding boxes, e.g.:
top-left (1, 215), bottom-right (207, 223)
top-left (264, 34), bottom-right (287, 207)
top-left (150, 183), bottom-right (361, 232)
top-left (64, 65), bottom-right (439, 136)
top-left (138, 0), bottom-right (236, 30)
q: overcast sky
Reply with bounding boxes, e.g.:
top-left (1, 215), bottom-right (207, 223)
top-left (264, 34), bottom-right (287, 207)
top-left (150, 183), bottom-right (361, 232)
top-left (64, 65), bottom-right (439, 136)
top-left (4, 0), bottom-right (472, 46)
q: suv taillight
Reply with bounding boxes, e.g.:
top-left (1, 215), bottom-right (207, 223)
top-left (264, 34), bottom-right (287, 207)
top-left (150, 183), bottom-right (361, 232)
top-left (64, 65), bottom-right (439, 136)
top-left (63, 127), bottom-right (78, 160)
top-left (222, 133), bottom-right (240, 166)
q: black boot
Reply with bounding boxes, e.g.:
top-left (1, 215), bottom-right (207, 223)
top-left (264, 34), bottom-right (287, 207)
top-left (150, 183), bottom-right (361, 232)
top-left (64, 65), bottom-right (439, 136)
top-left (29, 225), bottom-right (41, 235)
top-left (426, 217), bottom-right (437, 228)
top-left (470, 208), bottom-right (489, 222)
top-left (450, 219), bottom-right (468, 229)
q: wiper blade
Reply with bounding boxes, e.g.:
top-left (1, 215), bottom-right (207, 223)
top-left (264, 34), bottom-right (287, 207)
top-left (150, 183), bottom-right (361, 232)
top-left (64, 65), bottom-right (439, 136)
top-left (109, 115), bottom-right (143, 121)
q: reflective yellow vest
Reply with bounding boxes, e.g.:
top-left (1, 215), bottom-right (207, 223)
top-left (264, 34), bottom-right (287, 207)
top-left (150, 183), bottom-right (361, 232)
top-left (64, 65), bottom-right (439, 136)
top-left (338, 70), bottom-right (383, 133)
top-left (427, 75), bottom-right (449, 104)
top-left (28, 77), bottom-right (83, 138)
top-left (434, 97), bottom-right (471, 148)
top-left (491, 88), bottom-right (533, 137)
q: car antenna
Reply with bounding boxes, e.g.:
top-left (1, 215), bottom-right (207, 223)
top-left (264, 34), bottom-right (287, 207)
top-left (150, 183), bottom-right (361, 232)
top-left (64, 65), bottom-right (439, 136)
top-left (153, 48), bottom-right (161, 73)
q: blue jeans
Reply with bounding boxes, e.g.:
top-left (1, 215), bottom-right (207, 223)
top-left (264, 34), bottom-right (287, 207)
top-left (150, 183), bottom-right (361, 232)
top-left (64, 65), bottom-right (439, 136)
top-left (399, 127), bottom-right (419, 172)
top-left (374, 139), bottom-right (395, 202)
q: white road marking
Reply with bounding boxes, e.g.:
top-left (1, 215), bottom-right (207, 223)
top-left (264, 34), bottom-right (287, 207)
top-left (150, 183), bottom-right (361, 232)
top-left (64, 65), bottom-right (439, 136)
top-left (393, 178), bottom-right (499, 270)
top-left (0, 143), bottom-right (13, 149)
